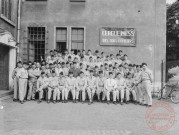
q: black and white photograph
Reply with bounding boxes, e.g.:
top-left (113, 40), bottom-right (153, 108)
top-left (0, 0), bottom-right (179, 135)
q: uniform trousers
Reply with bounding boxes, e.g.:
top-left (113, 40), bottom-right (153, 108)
top-left (78, 86), bottom-right (86, 101)
top-left (13, 77), bottom-right (19, 99)
top-left (116, 86), bottom-right (125, 101)
top-left (67, 86), bottom-right (76, 100)
top-left (135, 83), bottom-right (143, 103)
top-left (48, 87), bottom-right (58, 100)
top-left (27, 78), bottom-right (37, 100)
top-left (86, 86), bottom-right (96, 101)
top-left (97, 86), bottom-right (104, 100)
top-left (19, 78), bottom-right (28, 101)
top-left (126, 88), bottom-right (137, 101)
top-left (59, 86), bottom-right (66, 100)
top-left (142, 80), bottom-right (152, 105)
top-left (37, 85), bottom-right (48, 100)
top-left (104, 87), bottom-right (115, 101)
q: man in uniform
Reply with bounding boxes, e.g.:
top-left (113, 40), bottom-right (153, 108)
top-left (36, 72), bottom-right (49, 103)
top-left (115, 72), bottom-right (126, 105)
top-left (125, 73), bottom-right (137, 104)
top-left (105, 72), bottom-right (117, 104)
top-left (76, 71), bottom-right (87, 103)
top-left (58, 72), bottom-right (67, 103)
top-left (27, 63), bottom-right (41, 100)
top-left (96, 71), bottom-right (106, 102)
top-left (136, 63), bottom-right (153, 107)
top-left (66, 72), bottom-right (76, 103)
top-left (16, 62), bottom-right (29, 104)
top-left (47, 70), bottom-right (59, 103)
top-left (86, 70), bottom-right (97, 105)
top-left (12, 61), bottom-right (22, 101)
top-left (133, 65), bottom-right (143, 105)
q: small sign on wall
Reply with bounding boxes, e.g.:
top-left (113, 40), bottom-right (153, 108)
top-left (100, 27), bottom-right (136, 46)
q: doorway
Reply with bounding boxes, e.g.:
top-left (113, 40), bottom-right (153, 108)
top-left (0, 45), bottom-right (9, 90)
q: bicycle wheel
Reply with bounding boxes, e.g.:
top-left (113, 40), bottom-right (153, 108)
top-left (171, 90), bottom-right (179, 104)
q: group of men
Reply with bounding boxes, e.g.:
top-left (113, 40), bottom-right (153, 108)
top-left (12, 49), bottom-right (153, 107)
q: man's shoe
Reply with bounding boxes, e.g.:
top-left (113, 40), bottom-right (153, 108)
top-left (13, 99), bottom-right (17, 102)
top-left (148, 105), bottom-right (152, 107)
top-left (107, 101), bottom-right (110, 104)
top-left (82, 101), bottom-right (84, 104)
top-left (47, 100), bottom-right (50, 104)
top-left (126, 101), bottom-right (129, 104)
top-left (20, 101), bottom-right (24, 104)
top-left (88, 102), bottom-right (92, 105)
top-left (113, 101), bottom-right (117, 105)
top-left (38, 100), bottom-right (42, 104)
top-left (120, 102), bottom-right (124, 105)
top-left (53, 101), bottom-right (56, 104)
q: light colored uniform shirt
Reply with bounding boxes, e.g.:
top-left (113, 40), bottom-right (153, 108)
top-left (105, 78), bottom-right (117, 90)
top-left (48, 76), bottom-right (59, 88)
top-left (115, 78), bottom-right (126, 88)
top-left (66, 77), bottom-right (76, 88)
top-left (16, 68), bottom-right (28, 79)
top-left (37, 77), bottom-right (49, 87)
top-left (140, 69), bottom-right (153, 82)
top-left (76, 77), bottom-right (87, 88)
top-left (86, 76), bottom-right (97, 88)
top-left (126, 78), bottom-right (134, 89)
top-left (96, 77), bottom-right (106, 87)
top-left (58, 77), bottom-right (66, 86)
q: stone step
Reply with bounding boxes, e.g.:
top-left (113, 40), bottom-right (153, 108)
top-left (0, 90), bottom-right (13, 101)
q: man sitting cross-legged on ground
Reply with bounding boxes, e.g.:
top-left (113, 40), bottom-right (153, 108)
top-left (125, 72), bottom-right (137, 104)
top-left (104, 72), bottom-right (117, 104)
top-left (47, 70), bottom-right (59, 104)
top-left (115, 72), bottom-right (126, 105)
top-left (76, 71), bottom-right (87, 103)
top-left (36, 72), bottom-right (49, 103)
top-left (86, 70), bottom-right (97, 105)
top-left (58, 72), bottom-right (67, 103)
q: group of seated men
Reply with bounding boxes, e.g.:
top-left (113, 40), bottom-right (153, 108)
top-left (12, 49), bottom-right (153, 106)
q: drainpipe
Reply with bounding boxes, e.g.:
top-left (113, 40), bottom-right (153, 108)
top-left (17, 0), bottom-right (21, 62)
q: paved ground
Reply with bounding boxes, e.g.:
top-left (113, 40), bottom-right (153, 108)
top-left (0, 99), bottom-right (179, 135)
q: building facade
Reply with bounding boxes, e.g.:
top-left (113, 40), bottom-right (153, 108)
top-left (19, 0), bottom-right (166, 85)
top-left (0, 0), bottom-right (18, 90)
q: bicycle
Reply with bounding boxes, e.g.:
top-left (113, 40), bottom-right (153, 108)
top-left (158, 82), bottom-right (179, 104)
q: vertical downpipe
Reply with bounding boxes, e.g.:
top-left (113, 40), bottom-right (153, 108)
top-left (17, 0), bottom-right (21, 61)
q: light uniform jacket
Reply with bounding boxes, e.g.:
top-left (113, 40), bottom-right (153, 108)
top-left (48, 76), bottom-right (59, 88)
top-left (86, 76), bottom-right (97, 88)
top-left (115, 78), bottom-right (126, 89)
top-left (37, 77), bottom-right (49, 87)
top-left (65, 77), bottom-right (76, 88)
top-left (16, 68), bottom-right (28, 79)
top-left (58, 77), bottom-right (66, 86)
top-left (76, 76), bottom-right (87, 89)
top-left (125, 78), bottom-right (135, 90)
top-left (105, 78), bottom-right (117, 90)
top-left (96, 77), bottom-right (106, 88)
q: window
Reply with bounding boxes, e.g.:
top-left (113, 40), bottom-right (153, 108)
top-left (71, 27), bottom-right (84, 54)
top-left (1, 0), bottom-right (12, 21)
top-left (70, 0), bottom-right (86, 2)
top-left (28, 27), bottom-right (46, 62)
top-left (56, 27), bottom-right (67, 53)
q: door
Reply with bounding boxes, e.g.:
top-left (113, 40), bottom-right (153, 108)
top-left (0, 45), bottom-right (9, 90)
top-left (56, 42), bottom-right (66, 53)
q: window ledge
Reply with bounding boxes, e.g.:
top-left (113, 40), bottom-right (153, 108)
top-left (0, 14), bottom-right (16, 27)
